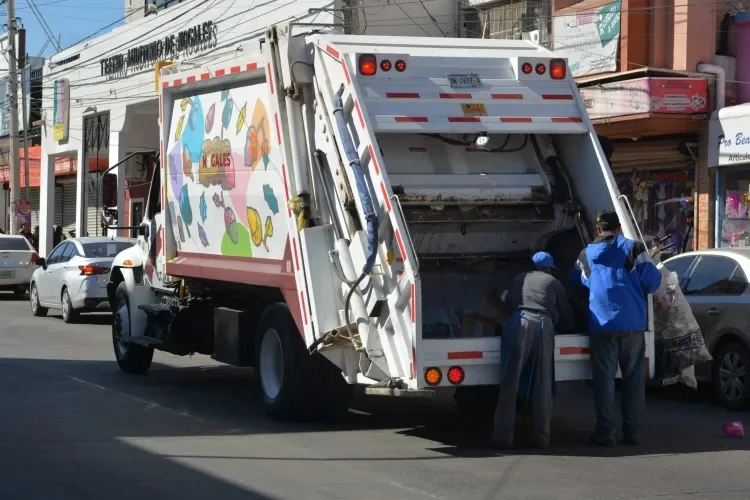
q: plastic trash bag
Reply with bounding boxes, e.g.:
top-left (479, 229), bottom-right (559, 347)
top-left (653, 266), bottom-right (712, 383)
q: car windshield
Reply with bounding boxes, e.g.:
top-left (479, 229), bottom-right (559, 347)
top-left (81, 241), bottom-right (135, 258)
top-left (0, 237), bottom-right (32, 251)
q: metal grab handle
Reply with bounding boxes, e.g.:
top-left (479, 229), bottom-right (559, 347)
top-left (390, 194), bottom-right (420, 275)
top-left (618, 194), bottom-right (647, 249)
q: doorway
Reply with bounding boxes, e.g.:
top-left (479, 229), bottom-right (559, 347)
top-left (130, 198), bottom-right (144, 238)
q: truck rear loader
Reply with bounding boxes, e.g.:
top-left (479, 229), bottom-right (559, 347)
top-left (107, 23), bottom-right (656, 419)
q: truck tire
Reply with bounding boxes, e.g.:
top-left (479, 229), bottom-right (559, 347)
top-left (112, 282), bottom-right (153, 375)
top-left (255, 303), bottom-right (317, 420)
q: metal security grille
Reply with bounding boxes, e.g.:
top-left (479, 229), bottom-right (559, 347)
top-left (82, 112), bottom-right (109, 237)
top-left (462, 0), bottom-right (552, 48)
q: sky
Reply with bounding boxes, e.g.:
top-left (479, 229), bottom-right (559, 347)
top-left (4, 0), bottom-right (126, 57)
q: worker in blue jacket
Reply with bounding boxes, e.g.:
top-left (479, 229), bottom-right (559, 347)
top-left (576, 210), bottom-right (661, 447)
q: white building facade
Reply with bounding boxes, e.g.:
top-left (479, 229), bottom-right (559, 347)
top-left (39, 0), bottom-right (460, 255)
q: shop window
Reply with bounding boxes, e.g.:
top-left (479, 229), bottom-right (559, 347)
top-left (718, 168), bottom-right (750, 247)
top-left (615, 170), bottom-right (695, 254)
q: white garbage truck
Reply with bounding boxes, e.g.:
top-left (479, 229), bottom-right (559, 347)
top-left (107, 23), bottom-right (656, 419)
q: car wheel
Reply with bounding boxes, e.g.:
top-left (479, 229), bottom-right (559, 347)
top-left (112, 282), bottom-right (153, 375)
top-left (712, 342), bottom-right (750, 411)
top-left (61, 288), bottom-right (79, 324)
top-left (30, 284), bottom-right (47, 317)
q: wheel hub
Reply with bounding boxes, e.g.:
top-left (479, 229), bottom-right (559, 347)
top-left (259, 328), bottom-right (284, 400)
top-left (719, 351), bottom-right (746, 402)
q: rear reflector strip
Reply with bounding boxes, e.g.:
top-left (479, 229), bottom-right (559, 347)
top-left (500, 117), bottom-right (533, 123)
top-left (395, 116), bottom-right (428, 122)
top-left (440, 93), bottom-right (472, 99)
top-left (542, 94), bottom-right (574, 100)
top-left (447, 351), bottom-right (483, 360)
top-left (386, 92), bottom-right (420, 98)
top-left (491, 93), bottom-right (524, 100)
top-left (559, 347), bottom-right (591, 355)
top-left (552, 117), bottom-right (583, 123)
top-left (448, 117), bottom-right (480, 123)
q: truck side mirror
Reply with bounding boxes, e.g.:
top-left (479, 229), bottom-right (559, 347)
top-left (138, 224), bottom-right (149, 238)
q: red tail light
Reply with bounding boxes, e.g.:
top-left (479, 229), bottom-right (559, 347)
top-left (395, 60), bottom-right (407, 72)
top-left (359, 54), bottom-right (377, 76)
top-left (550, 59), bottom-right (567, 80)
top-left (535, 63), bottom-right (546, 75)
top-left (380, 59), bottom-right (392, 71)
top-left (31, 253), bottom-right (39, 263)
top-left (79, 265), bottom-right (110, 276)
top-left (447, 366), bottom-right (465, 385)
top-left (521, 62), bottom-right (533, 74)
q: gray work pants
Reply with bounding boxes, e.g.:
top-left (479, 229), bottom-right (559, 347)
top-left (492, 311), bottom-right (554, 446)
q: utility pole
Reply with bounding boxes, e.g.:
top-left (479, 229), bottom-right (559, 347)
top-left (18, 27), bottom-right (28, 202)
top-left (5, 0), bottom-right (20, 234)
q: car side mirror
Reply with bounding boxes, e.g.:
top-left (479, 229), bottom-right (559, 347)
top-left (35, 257), bottom-right (46, 268)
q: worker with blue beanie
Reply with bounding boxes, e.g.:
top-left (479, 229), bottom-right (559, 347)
top-left (491, 251), bottom-right (574, 450)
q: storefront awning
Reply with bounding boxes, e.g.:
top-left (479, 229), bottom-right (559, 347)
top-left (0, 146), bottom-right (109, 188)
top-left (708, 103), bottom-right (750, 167)
top-left (591, 113), bottom-right (707, 140)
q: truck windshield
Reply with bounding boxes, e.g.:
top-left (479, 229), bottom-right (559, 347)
top-left (82, 241), bottom-right (135, 258)
top-left (0, 237), bottom-right (33, 251)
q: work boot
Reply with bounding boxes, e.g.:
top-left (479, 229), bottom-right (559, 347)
top-left (589, 434), bottom-right (616, 447)
top-left (620, 434), bottom-right (640, 446)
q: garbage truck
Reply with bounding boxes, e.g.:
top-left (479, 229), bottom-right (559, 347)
top-left (106, 23), bottom-right (656, 419)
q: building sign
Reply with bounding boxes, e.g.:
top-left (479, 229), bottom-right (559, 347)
top-left (709, 104), bottom-right (750, 167)
top-left (53, 78), bottom-right (70, 142)
top-left (100, 21), bottom-right (217, 77)
top-left (552, 0), bottom-right (621, 78)
top-left (579, 77), bottom-right (708, 120)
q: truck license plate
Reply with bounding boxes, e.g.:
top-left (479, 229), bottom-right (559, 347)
top-left (447, 73), bottom-right (482, 89)
top-left (0, 270), bottom-right (14, 279)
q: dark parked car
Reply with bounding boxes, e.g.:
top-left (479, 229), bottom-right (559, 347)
top-left (660, 248), bottom-right (750, 410)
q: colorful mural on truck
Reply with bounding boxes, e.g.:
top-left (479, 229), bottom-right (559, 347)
top-left (165, 85), bottom-right (286, 260)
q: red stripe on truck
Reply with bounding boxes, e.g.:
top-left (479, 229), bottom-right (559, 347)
top-left (300, 291), bottom-right (308, 324)
top-left (386, 92), bottom-right (420, 98)
top-left (542, 94), bottom-right (574, 100)
top-left (200, 72), bottom-right (210, 80)
top-left (292, 238), bottom-right (300, 271)
top-left (440, 93), bottom-right (471, 99)
top-left (215, 69), bottom-right (226, 77)
top-left (267, 63), bottom-right (274, 94)
top-left (342, 61), bottom-right (351, 84)
top-left (368, 144), bottom-right (380, 175)
top-left (447, 351), bottom-right (483, 360)
top-left (230, 66), bottom-right (241, 74)
top-left (380, 182), bottom-right (391, 212)
top-left (395, 229), bottom-right (407, 263)
top-left (560, 347), bottom-right (590, 355)
top-left (186, 76), bottom-right (196, 83)
top-left (354, 100), bottom-right (365, 129)
top-left (395, 117), bottom-right (427, 122)
top-left (501, 117), bottom-right (533, 123)
top-left (552, 117), bottom-right (583, 123)
top-left (449, 117), bottom-right (480, 123)
top-left (491, 93), bottom-right (524, 100)
top-left (246, 63), bottom-right (258, 71)
top-left (326, 45), bottom-right (340, 59)
top-left (275, 113), bottom-right (282, 145)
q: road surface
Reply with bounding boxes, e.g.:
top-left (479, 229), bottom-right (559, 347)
top-left (0, 294), bottom-right (748, 499)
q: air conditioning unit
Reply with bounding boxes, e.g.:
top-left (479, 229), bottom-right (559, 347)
top-left (522, 30), bottom-right (541, 45)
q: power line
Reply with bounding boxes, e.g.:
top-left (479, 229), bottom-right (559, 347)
top-left (24, 0), bottom-right (61, 51)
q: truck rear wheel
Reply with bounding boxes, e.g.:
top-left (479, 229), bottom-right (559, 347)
top-left (255, 303), bottom-right (318, 420)
top-left (112, 282), bottom-right (153, 375)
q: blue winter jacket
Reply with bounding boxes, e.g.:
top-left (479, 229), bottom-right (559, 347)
top-left (576, 234), bottom-right (662, 334)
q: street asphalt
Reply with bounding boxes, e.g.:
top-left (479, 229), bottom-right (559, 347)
top-left (0, 292), bottom-right (748, 500)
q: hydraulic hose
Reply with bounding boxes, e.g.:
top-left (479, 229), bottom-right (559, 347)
top-left (332, 86), bottom-right (378, 274)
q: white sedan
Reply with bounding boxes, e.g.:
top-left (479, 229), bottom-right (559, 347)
top-left (0, 235), bottom-right (39, 297)
top-left (30, 237), bottom-right (136, 323)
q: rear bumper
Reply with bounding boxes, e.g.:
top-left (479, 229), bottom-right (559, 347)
top-left (415, 332), bottom-right (656, 390)
top-left (0, 269), bottom-right (33, 290)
